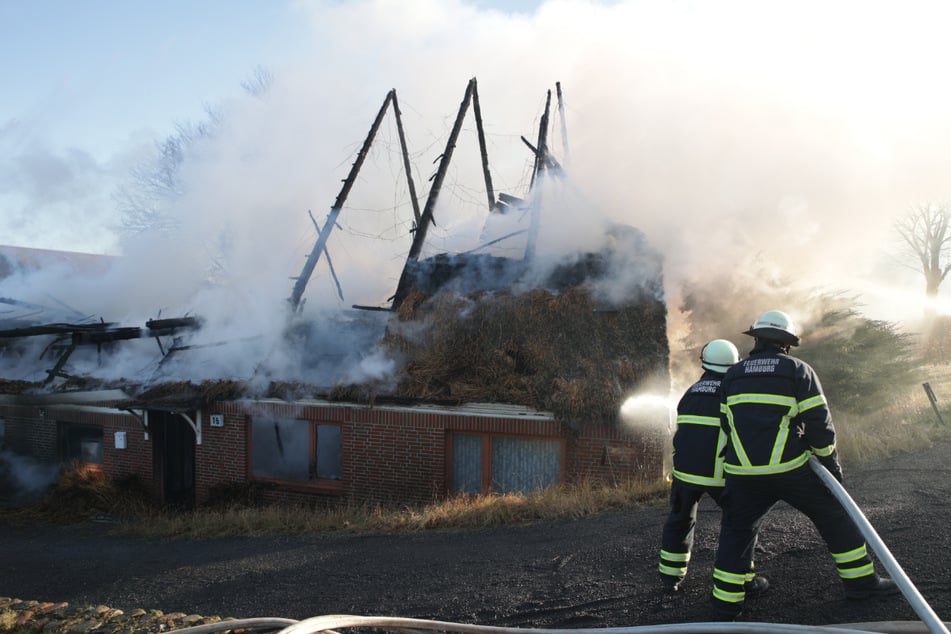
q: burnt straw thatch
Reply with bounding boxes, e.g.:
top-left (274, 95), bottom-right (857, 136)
top-left (123, 380), bottom-right (239, 410)
top-left (331, 223), bottom-right (670, 426)
top-left (380, 285), bottom-right (669, 425)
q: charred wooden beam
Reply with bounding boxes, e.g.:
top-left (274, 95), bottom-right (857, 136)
top-left (529, 88), bottom-right (552, 191)
top-left (556, 81), bottom-right (570, 166)
top-left (43, 342), bottom-right (77, 384)
top-left (498, 192), bottom-right (525, 207)
top-left (0, 317), bottom-right (202, 342)
top-left (288, 89), bottom-right (397, 313)
top-left (71, 327), bottom-right (143, 345)
top-left (520, 136), bottom-right (563, 172)
top-left (0, 324), bottom-right (92, 338)
top-left (146, 316), bottom-right (204, 334)
top-left (471, 79), bottom-right (497, 212)
top-left (351, 304), bottom-right (393, 312)
top-left (304, 210), bottom-right (344, 302)
top-left (0, 315), bottom-right (204, 383)
top-left (392, 91), bottom-right (422, 225)
top-left (525, 89), bottom-right (552, 263)
top-left (390, 78), bottom-right (477, 310)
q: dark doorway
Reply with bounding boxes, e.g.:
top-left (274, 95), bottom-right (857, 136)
top-left (150, 410), bottom-right (195, 508)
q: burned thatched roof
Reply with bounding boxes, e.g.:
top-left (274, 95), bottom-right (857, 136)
top-left (359, 222), bottom-right (671, 426)
top-left (381, 285), bottom-right (668, 425)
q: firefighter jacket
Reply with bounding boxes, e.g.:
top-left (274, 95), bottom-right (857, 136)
top-left (719, 340), bottom-right (837, 477)
top-left (672, 370), bottom-right (728, 487)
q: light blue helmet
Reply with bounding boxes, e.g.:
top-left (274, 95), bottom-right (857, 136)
top-left (700, 339), bottom-right (740, 372)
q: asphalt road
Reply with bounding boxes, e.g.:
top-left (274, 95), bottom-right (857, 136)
top-left (1, 440), bottom-right (950, 629)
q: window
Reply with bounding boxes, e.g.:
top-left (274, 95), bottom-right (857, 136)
top-left (60, 423), bottom-right (104, 465)
top-left (251, 417), bottom-right (342, 484)
top-left (451, 433), bottom-right (562, 495)
top-left (452, 434), bottom-right (483, 494)
top-left (491, 436), bottom-right (561, 494)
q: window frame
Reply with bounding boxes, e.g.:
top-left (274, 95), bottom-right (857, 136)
top-left (58, 422), bottom-right (105, 467)
top-left (248, 417), bottom-right (344, 493)
top-left (447, 431), bottom-right (565, 495)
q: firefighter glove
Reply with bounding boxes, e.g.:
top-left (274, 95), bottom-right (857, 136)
top-left (817, 451), bottom-right (844, 483)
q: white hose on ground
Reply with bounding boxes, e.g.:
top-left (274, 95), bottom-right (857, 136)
top-left (276, 615), bottom-right (905, 634)
top-left (833, 624), bottom-right (951, 634)
top-left (808, 456), bottom-right (949, 634)
top-left (167, 616), bottom-right (299, 633)
top-left (170, 615), bottom-right (951, 634)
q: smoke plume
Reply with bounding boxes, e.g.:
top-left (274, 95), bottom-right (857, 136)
top-left (4, 0), bottom-right (951, 392)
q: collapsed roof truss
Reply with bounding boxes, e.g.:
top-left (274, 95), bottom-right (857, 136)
top-left (288, 77), bottom-right (570, 314)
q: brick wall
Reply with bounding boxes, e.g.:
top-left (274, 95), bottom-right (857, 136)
top-left (1, 398), bottom-right (668, 508)
top-left (193, 406), bottom-right (248, 503)
top-left (567, 423), bottom-right (667, 486)
top-left (0, 405), bottom-right (56, 462)
top-left (202, 401), bottom-right (574, 507)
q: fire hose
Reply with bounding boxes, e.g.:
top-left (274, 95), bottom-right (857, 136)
top-left (806, 456), bottom-right (949, 634)
top-left (169, 457), bottom-right (949, 634)
top-left (171, 614), bottom-right (948, 634)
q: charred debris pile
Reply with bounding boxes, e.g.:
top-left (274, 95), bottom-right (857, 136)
top-left (0, 79), bottom-right (670, 428)
top-left (329, 224), bottom-right (670, 426)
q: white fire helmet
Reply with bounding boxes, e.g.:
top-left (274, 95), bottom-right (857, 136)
top-left (700, 339), bottom-right (740, 372)
top-left (743, 309), bottom-right (800, 346)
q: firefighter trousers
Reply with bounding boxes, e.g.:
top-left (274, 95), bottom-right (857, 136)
top-left (659, 480), bottom-right (722, 582)
top-left (712, 465), bottom-right (877, 610)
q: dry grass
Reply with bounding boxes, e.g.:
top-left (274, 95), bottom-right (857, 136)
top-left (115, 478), bottom-right (668, 539)
top-left (0, 466), bottom-right (668, 538)
top-left (0, 460), bottom-right (154, 526)
top-left (834, 363), bottom-right (951, 464)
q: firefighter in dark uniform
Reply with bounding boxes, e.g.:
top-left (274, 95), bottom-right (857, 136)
top-left (710, 310), bottom-right (898, 619)
top-left (659, 339), bottom-right (768, 594)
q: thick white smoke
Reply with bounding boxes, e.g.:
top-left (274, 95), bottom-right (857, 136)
top-left (4, 0), bottom-right (951, 388)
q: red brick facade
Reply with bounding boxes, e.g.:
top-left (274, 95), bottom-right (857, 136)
top-left (0, 396), bottom-right (666, 507)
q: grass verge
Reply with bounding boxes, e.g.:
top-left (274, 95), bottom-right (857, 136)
top-left (0, 465), bottom-right (668, 538)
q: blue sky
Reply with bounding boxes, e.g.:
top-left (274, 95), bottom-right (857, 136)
top-left (0, 0), bottom-right (545, 253)
top-left (2, 0), bottom-right (541, 161)
top-left (3, 1), bottom-right (309, 161)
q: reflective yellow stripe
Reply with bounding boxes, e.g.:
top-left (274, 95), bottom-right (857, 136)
top-left (832, 544), bottom-right (868, 563)
top-left (725, 393), bottom-right (798, 409)
top-left (660, 549), bottom-right (690, 562)
top-left (714, 430), bottom-right (727, 481)
top-left (812, 443), bottom-right (836, 457)
top-left (677, 414), bottom-right (720, 427)
top-left (673, 470), bottom-right (725, 487)
top-left (713, 568), bottom-right (748, 585)
top-left (799, 394), bottom-right (826, 412)
top-left (770, 414), bottom-right (791, 464)
top-left (721, 403), bottom-right (752, 467)
top-left (724, 451), bottom-right (810, 475)
top-left (838, 563), bottom-right (875, 579)
top-left (659, 563), bottom-right (687, 576)
top-left (712, 586), bottom-right (745, 603)
top-left (723, 392), bottom-right (803, 472)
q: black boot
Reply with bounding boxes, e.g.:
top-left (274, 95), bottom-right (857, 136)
top-left (710, 596), bottom-right (743, 621)
top-left (660, 573), bottom-right (683, 593)
top-left (744, 575), bottom-right (769, 597)
top-left (844, 575), bottom-right (900, 600)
